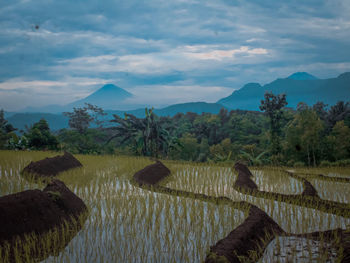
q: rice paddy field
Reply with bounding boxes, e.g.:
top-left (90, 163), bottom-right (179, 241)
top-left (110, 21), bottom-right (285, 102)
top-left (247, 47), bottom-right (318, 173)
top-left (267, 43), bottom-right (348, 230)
top-left (1, 150), bottom-right (350, 262)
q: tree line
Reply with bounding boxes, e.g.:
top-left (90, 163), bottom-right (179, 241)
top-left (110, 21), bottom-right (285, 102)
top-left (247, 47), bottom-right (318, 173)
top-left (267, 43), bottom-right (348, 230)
top-left (1, 93), bottom-right (350, 167)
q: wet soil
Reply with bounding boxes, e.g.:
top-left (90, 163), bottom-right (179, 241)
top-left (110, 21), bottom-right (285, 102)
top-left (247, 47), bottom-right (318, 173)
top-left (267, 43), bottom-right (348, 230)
top-left (291, 228), bottom-right (350, 263)
top-left (234, 162), bottom-right (258, 190)
top-left (284, 171), bottom-right (318, 197)
top-left (22, 152), bottom-right (82, 178)
top-left (132, 162), bottom-right (285, 263)
top-left (205, 205), bottom-right (284, 263)
top-left (133, 160), bottom-right (170, 186)
top-left (233, 163), bottom-right (350, 218)
top-left (0, 179), bottom-right (87, 262)
top-left (132, 161), bottom-right (350, 262)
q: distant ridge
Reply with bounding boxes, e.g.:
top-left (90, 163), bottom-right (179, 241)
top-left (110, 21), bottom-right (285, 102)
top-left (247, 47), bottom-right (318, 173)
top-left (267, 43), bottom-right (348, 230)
top-left (218, 72), bottom-right (350, 110)
top-left (7, 102), bottom-right (227, 131)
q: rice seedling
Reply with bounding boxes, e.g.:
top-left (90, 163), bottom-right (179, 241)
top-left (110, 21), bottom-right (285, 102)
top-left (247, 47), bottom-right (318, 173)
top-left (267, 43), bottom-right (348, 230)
top-left (1, 150), bottom-right (349, 262)
top-left (0, 150), bottom-right (246, 263)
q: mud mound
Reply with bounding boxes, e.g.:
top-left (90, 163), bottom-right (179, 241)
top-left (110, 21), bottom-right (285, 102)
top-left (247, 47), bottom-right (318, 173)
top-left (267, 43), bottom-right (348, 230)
top-left (133, 161), bottom-right (171, 186)
top-left (22, 152), bottom-right (82, 178)
top-left (0, 180), bottom-right (87, 261)
top-left (205, 205), bottom-right (284, 263)
top-left (285, 171), bottom-right (318, 197)
top-left (233, 162), bottom-right (258, 190)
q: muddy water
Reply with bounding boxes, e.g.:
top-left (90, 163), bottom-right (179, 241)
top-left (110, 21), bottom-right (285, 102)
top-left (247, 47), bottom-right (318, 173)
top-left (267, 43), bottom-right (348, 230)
top-left (259, 236), bottom-right (337, 263)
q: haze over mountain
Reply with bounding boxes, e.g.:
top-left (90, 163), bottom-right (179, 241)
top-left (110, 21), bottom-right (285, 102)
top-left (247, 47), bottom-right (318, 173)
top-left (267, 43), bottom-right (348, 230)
top-left (22, 84), bottom-right (138, 113)
top-left (8, 102), bottom-right (226, 131)
top-left (218, 72), bottom-right (350, 111)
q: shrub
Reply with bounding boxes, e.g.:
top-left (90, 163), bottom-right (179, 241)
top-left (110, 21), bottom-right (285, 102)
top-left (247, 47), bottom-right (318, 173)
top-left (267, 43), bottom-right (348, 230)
top-left (319, 160), bottom-right (332, 167)
top-left (334, 159), bottom-right (350, 167)
top-left (294, 161), bottom-right (305, 167)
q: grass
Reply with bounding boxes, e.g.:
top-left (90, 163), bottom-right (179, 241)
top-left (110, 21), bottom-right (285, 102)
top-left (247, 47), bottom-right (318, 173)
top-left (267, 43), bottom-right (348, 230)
top-left (0, 151), bottom-right (246, 263)
top-left (0, 150), bottom-right (350, 262)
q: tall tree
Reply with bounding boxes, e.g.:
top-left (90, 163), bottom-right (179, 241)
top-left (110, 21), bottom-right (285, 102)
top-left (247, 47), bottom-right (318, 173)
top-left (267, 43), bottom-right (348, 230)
top-left (286, 106), bottom-right (324, 166)
top-left (327, 101), bottom-right (350, 128)
top-left (0, 109), bottom-right (16, 148)
top-left (109, 108), bottom-right (178, 157)
top-left (259, 92), bottom-right (287, 155)
top-left (328, 120), bottom-right (350, 160)
top-left (63, 103), bottom-right (106, 134)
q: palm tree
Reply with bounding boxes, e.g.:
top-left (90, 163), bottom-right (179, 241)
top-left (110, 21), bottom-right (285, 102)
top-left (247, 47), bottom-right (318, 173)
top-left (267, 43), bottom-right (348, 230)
top-left (108, 108), bottom-right (180, 157)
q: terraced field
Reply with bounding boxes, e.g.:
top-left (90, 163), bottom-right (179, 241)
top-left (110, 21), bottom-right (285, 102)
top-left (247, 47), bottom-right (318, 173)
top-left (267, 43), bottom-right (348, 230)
top-left (0, 150), bottom-right (349, 262)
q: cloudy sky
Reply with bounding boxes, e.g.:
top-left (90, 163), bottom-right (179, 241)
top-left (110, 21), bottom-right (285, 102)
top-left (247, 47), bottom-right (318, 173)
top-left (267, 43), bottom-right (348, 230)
top-left (0, 0), bottom-right (349, 111)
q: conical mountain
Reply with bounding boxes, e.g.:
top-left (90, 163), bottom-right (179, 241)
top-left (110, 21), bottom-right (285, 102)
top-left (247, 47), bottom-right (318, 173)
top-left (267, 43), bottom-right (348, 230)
top-left (69, 84), bottom-right (133, 109)
top-left (287, 72), bottom-right (318, 80)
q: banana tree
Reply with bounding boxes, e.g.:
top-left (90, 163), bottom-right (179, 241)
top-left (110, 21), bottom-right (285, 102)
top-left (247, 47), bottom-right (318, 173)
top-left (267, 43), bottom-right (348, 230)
top-left (108, 108), bottom-right (180, 157)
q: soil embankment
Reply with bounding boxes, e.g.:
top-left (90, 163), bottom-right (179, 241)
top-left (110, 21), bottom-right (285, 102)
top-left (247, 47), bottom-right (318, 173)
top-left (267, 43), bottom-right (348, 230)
top-left (298, 172), bottom-right (350, 183)
top-left (133, 160), bottom-right (170, 186)
top-left (132, 161), bottom-right (350, 262)
top-left (205, 205), bottom-right (284, 263)
top-left (233, 163), bottom-right (350, 217)
top-left (132, 161), bottom-right (286, 263)
top-left (22, 152), bottom-right (82, 178)
top-left (0, 179), bottom-right (87, 262)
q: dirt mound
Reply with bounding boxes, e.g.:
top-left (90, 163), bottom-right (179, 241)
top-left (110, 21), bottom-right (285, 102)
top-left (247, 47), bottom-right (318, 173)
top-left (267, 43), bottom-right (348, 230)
top-left (233, 162), bottom-right (258, 190)
top-left (0, 180), bottom-right (87, 262)
top-left (133, 161), bottom-right (171, 186)
top-left (205, 205), bottom-right (284, 263)
top-left (22, 152), bottom-right (82, 178)
top-left (285, 171), bottom-right (318, 197)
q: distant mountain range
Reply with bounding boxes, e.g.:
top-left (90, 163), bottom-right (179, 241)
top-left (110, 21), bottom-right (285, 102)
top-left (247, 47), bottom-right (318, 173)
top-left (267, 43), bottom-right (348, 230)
top-left (218, 72), bottom-right (350, 110)
top-left (8, 102), bottom-right (227, 131)
top-left (5, 72), bottom-right (350, 130)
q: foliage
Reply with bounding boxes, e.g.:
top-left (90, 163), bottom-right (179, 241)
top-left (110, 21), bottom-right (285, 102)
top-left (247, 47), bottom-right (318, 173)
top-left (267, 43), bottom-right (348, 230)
top-left (63, 103), bottom-right (106, 134)
top-left (24, 119), bottom-right (59, 150)
top-left (58, 128), bottom-right (112, 154)
top-left (109, 108), bottom-right (180, 157)
top-left (0, 109), bottom-right (16, 149)
top-left (259, 91), bottom-right (288, 155)
top-left (285, 105), bottom-right (324, 166)
top-left (4, 97), bottom-right (350, 165)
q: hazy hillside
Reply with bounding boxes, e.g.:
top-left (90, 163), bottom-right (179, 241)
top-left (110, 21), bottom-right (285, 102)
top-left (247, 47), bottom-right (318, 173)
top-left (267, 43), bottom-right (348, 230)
top-left (7, 113), bottom-right (69, 132)
top-left (8, 102), bottom-right (226, 131)
top-left (21, 84), bottom-right (136, 113)
top-left (218, 72), bottom-right (350, 110)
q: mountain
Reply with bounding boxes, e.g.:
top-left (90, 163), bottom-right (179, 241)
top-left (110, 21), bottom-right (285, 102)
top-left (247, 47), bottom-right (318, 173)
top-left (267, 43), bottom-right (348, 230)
top-left (7, 113), bottom-right (69, 132)
top-left (287, 72), bottom-right (318, 80)
top-left (155, 102), bottom-right (226, 116)
top-left (8, 102), bottom-right (227, 131)
top-left (21, 84), bottom-right (135, 113)
top-left (69, 84), bottom-right (133, 109)
top-left (218, 72), bottom-right (350, 110)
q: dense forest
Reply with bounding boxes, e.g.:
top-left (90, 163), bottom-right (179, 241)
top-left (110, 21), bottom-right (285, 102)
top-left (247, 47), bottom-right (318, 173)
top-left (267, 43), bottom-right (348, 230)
top-left (1, 92), bottom-right (350, 167)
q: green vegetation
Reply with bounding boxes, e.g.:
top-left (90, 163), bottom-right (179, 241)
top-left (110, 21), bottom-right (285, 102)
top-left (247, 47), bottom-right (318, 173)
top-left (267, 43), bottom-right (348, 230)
top-left (259, 91), bottom-right (288, 156)
top-left (1, 95), bottom-right (350, 166)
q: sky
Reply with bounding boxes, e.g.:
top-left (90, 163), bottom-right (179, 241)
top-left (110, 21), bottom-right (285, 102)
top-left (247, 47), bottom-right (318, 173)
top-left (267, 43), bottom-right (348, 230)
top-left (0, 0), bottom-right (349, 111)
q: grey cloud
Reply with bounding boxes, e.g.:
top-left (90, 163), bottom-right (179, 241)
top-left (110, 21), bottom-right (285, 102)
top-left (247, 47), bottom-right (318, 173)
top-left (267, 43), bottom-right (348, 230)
top-left (0, 0), bottom-right (349, 110)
